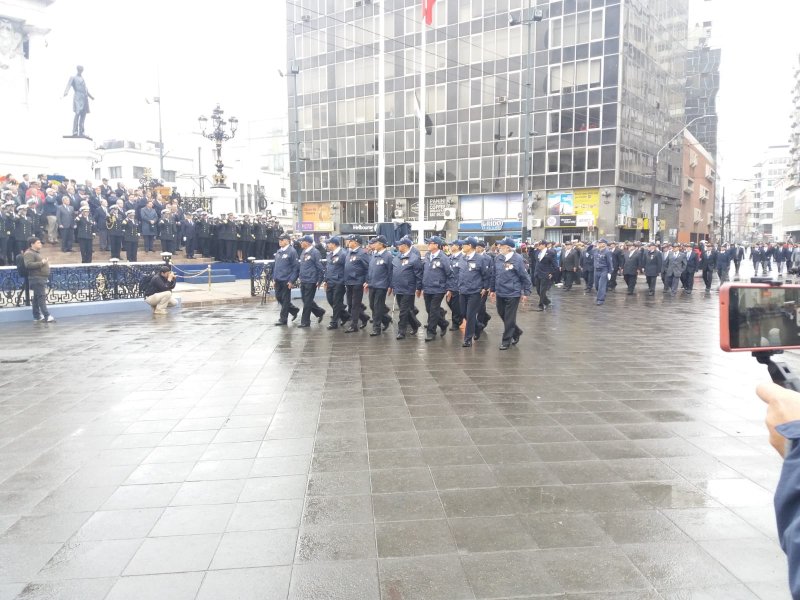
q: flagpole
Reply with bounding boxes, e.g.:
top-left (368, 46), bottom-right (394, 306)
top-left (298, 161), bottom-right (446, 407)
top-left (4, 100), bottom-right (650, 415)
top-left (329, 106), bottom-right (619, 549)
top-left (377, 0), bottom-right (386, 224)
top-left (418, 8), bottom-right (426, 244)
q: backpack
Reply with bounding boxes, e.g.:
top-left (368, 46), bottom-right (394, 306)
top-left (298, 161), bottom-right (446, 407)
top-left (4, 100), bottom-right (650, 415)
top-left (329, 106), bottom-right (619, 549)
top-left (139, 273), bottom-right (155, 297)
top-left (15, 253), bottom-right (28, 278)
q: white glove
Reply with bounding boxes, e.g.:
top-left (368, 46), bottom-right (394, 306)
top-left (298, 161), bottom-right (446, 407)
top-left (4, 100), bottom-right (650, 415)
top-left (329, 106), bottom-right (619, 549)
top-left (607, 273), bottom-right (611, 280)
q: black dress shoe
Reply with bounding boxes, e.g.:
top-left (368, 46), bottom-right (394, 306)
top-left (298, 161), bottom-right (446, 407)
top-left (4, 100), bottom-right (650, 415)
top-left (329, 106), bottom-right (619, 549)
top-left (512, 331), bottom-right (522, 345)
top-left (290, 310), bottom-right (299, 321)
top-left (317, 311), bottom-right (326, 323)
top-left (462, 340), bottom-right (472, 347)
top-left (499, 343), bottom-right (510, 350)
top-left (440, 324), bottom-right (447, 337)
top-left (274, 321), bottom-right (288, 326)
top-left (326, 324), bottom-right (338, 330)
top-left (297, 323), bottom-right (310, 328)
top-left (536, 306), bottom-right (544, 311)
top-left (369, 330), bottom-right (381, 337)
top-left (382, 318), bottom-right (393, 331)
top-left (360, 318), bottom-right (369, 329)
top-left (474, 330), bottom-right (482, 341)
top-left (343, 327), bottom-right (358, 333)
top-left (396, 333), bottom-right (406, 340)
top-left (449, 325), bottom-right (460, 331)
top-left (424, 333), bottom-right (435, 342)
top-left (409, 327), bottom-right (418, 336)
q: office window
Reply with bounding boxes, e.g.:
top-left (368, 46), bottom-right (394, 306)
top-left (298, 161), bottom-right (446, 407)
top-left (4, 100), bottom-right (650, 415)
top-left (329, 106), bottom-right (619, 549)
top-left (460, 195), bottom-right (482, 220)
top-left (550, 17), bottom-right (562, 48)
top-left (549, 111), bottom-right (560, 134)
top-left (163, 170), bottom-right (176, 182)
top-left (133, 166), bottom-right (146, 179)
top-left (547, 151), bottom-right (559, 173)
top-left (591, 8), bottom-right (604, 40)
top-left (94, 168), bottom-right (101, 180)
top-left (576, 12), bottom-right (590, 44)
top-left (562, 14), bottom-right (576, 46)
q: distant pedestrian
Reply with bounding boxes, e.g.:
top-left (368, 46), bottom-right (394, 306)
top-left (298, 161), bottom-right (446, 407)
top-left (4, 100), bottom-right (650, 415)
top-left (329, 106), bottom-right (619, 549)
top-left (23, 237), bottom-right (54, 322)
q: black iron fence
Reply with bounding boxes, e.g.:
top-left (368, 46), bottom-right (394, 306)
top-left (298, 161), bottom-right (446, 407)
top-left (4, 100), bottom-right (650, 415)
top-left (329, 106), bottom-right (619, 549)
top-left (249, 260), bottom-right (275, 297)
top-left (0, 262), bottom-right (165, 308)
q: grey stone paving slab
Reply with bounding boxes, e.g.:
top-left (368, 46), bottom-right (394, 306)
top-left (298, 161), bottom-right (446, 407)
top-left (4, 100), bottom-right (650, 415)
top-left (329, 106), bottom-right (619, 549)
top-left (0, 276), bottom-right (795, 599)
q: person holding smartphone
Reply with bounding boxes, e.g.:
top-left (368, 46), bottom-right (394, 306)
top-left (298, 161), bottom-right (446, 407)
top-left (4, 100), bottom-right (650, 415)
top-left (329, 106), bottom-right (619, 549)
top-left (756, 383), bottom-right (800, 599)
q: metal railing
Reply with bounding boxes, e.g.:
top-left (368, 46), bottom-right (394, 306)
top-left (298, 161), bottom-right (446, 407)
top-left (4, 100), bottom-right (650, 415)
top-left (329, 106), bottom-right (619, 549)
top-left (0, 262), bottom-right (165, 308)
top-left (249, 260), bottom-right (275, 297)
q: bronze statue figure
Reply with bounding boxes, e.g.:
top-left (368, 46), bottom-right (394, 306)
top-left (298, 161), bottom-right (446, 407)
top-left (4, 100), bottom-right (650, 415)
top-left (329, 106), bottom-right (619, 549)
top-left (64, 65), bottom-right (94, 137)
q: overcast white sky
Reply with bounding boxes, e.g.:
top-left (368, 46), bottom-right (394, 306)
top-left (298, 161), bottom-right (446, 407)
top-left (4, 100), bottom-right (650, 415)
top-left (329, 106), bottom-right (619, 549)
top-left (41, 0), bottom-right (800, 195)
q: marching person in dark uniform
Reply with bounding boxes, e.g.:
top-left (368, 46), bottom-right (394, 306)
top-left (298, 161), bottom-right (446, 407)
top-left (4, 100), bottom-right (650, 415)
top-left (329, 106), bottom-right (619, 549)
top-left (421, 236), bottom-right (453, 342)
top-left (182, 212), bottom-right (196, 259)
top-left (343, 234), bottom-right (371, 333)
top-left (196, 212), bottom-right (212, 258)
top-left (366, 235), bottom-right (393, 336)
top-left (218, 212), bottom-right (238, 262)
top-left (122, 209), bottom-right (140, 262)
top-left (643, 241), bottom-right (663, 296)
top-left (272, 233), bottom-right (300, 325)
top-left (446, 240), bottom-right (464, 331)
top-left (581, 242), bottom-right (595, 292)
top-left (776, 242), bottom-right (787, 276)
top-left (533, 240), bottom-right (557, 310)
top-left (323, 236), bottom-right (350, 330)
top-left (681, 244), bottom-right (699, 293)
top-left (491, 237), bottom-right (532, 350)
top-left (297, 234), bottom-right (326, 327)
top-left (752, 243), bottom-right (764, 276)
top-left (475, 239), bottom-right (493, 330)
top-left (664, 243), bottom-right (687, 296)
top-left (560, 241), bottom-right (579, 291)
top-left (26, 198), bottom-right (44, 241)
top-left (389, 236), bottom-right (423, 340)
top-left (621, 242), bottom-right (641, 295)
top-left (157, 209), bottom-right (177, 255)
top-left (75, 205), bottom-right (95, 263)
top-left (609, 241), bottom-right (624, 292)
top-left (107, 205), bottom-right (125, 259)
top-left (716, 243), bottom-right (734, 288)
top-left (13, 205), bottom-right (34, 258)
top-left (457, 237), bottom-right (490, 347)
top-left (700, 241), bottom-right (716, 292)
top-left (734, 243), bottom-right (745, 277)
top-left (593, 238), bottom-right (614, 305)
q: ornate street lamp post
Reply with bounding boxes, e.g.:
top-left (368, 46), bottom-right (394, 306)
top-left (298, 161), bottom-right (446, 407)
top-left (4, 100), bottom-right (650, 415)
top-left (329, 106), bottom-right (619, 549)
top-left (198, 104), bottom-right (238, 189)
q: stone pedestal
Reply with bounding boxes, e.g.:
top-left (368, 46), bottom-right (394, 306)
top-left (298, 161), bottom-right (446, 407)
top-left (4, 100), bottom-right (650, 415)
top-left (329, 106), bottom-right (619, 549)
top-left (209, 186), bottom-right (237, 216)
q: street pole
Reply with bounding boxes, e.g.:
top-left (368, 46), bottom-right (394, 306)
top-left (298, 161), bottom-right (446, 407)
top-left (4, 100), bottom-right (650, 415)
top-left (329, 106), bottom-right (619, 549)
top-left (515, 2), bottom-right (542, 244)
top-left (650, 115), bottom-right (711, 243)
top-left (156, 97), bottom-right (164, 181)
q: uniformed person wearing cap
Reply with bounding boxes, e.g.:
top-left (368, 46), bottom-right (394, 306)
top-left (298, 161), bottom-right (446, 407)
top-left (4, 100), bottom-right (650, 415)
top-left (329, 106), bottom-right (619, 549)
top-left (196, 212), bottom-right (212, 257)
top-left (272, 233), bottom-right (300, 325)
top-left (621, 241), bottom-right (642, 295)
top-left (297, 234), bottom-right (326, 327)
top-left (323, 236), bottom-right (350, 330)
top-left (663, 242), bottom-right (687, 296)
top-left (75, 205), bottom-right (96, 263)
top-left (181, 212), bottom-right (196, 259)
top-left (643, 241), bottom-right (663, 296)
top-left (122, 209), bottom-right (140, 262)
top-left (716, 242), bottom-right (734, 288)
top-left (593, 238), bottom-right (614, 305)
top-left (157, 208), bottom-right (177, 256)
top-left (253, 216), bottom-right (267, 260)
top-left (218, 212), bottom-right (238, 262)
top-left (13, 205), bottom-right (34, 259)
top-left (390, 236), bottom-right (423, 339)
top-left (491, 237), bottom-right (531, 350)
top-left (457, 237), bottom-right (490, 347)
top-left (475, 239), bottom-right (493, 330)
top-left (366, 235), bottom-right (393, 336)
top-left (107, 205), bottom-right (125, 259)
top-left (342, 234), bottom-right (371, 333)
top-left (421, 236), bottom-right (453, 341)
top-left (446, 240), bottom-right (464, 330)
top-left (0, 201), bottom-right (12, 265)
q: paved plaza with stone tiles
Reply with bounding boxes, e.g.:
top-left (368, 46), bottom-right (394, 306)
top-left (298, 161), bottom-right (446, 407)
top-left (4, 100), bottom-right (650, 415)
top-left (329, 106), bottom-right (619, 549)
top-left (0, 274), bottom-right (795, 599)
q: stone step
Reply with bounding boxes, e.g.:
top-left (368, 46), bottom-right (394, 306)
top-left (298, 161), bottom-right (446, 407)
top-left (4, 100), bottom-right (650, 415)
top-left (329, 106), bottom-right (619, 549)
top-left (181, 274), bottom-right (237, 284)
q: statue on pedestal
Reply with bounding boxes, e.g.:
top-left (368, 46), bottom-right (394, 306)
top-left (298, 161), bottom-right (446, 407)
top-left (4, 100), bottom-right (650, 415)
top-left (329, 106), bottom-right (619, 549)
top-left (63, 65), bottom-right (94, 138)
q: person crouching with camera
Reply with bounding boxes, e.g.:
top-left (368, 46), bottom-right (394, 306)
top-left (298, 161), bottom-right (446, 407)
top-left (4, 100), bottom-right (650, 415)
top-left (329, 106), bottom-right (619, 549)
top-left (145, 265), bottom-right (178, 315)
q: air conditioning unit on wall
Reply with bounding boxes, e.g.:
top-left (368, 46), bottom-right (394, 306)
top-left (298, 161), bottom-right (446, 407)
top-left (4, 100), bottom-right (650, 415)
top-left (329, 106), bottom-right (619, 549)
top-left (531, 218), bottom-right (542, 228)
top-left (393, 209), bottom-right (405, 218)
top-left (443, 208), bottom-right (457, 220)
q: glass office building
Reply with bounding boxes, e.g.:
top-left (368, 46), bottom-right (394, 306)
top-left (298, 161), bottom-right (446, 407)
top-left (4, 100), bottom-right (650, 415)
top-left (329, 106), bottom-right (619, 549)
top-left (286, 0), bottom-right (688, 243)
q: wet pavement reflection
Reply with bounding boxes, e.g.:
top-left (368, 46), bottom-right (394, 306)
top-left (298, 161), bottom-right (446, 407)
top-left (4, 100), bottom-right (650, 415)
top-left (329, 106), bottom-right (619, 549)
top-left (0, 267), bottom-right (794, 599)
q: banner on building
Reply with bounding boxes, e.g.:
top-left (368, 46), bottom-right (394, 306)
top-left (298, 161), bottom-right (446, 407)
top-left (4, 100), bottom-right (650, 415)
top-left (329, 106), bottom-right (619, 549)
top-left (547, 191), bottom-right (575, 216)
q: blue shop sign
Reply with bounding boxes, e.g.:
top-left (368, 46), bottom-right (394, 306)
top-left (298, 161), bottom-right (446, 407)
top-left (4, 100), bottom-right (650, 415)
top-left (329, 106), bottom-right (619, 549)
top-left (459, 220), bottom-right (522, 232)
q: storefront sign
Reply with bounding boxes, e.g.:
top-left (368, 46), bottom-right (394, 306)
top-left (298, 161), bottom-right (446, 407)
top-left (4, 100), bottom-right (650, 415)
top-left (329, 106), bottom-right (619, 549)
top-left (576, 213), bottom-right (595, 227)
top-left (427, 197), bottom-right (448, 219)
top-left (480, 219), bottom-right (504, 231)
top-left (573, 189), bottom-right (600, 222)
top-left (301, 221), bottom-right (315, 232)
top-left (547, 191), bottom-right (575, 215)
top-left (340, 222), bottom-right (377, 234)
top-left (545, 215), bottom-right (578, 228)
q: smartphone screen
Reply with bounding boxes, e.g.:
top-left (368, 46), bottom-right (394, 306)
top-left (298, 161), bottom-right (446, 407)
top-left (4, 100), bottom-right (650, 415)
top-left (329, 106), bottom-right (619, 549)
top-left (726, 285), bottom-right (800, 350)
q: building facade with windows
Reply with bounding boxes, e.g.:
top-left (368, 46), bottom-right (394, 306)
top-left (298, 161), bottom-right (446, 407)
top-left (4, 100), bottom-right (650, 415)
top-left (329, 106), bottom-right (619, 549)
top-left (95, 140), bottom-right (193, 193)
top-left (677, 130), bottom-right (714, 243)
top-left (751, 145), bottom-right (791, 241)
top-left (684, 0), bottom-right (720, 159)
top-left (286, 0), bottom-right (688, 243)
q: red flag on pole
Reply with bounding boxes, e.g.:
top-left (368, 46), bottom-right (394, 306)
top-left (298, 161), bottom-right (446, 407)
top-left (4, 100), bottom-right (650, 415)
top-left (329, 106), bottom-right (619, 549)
top-left (422, 0), bottom-right (435, 25)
